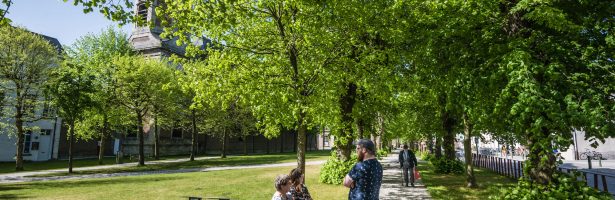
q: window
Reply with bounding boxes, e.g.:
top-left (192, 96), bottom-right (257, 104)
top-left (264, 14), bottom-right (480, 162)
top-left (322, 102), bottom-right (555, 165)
top-left (172, 128), bottom-right (182, 138)
top-left (40, 129), bottom-right (52, 136)
top-left (137, 2), bottom-right (148, 22)
top-left (31, 142), bottom-right (39, 151)
top-left (23, 131), bottom-right (32, 154)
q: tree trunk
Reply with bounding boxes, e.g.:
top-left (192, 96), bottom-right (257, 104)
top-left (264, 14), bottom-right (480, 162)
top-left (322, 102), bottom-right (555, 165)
top-left (68, 120), bottom-right (75, 173)
top-left (336, 83), bottom-right (356, 161)
top-left (463, 112), bottom-right (477, 188)
top-left (15, 113), bottom-right (24, 171)
top-left (137, 114), bottom-right (145, 166)
top-left (526, 127), bottom-right (557, 184)
top-left (442, 112), bottom-right (456, 160)
top-left (99, 115), bottom-right (109, 165)
top-left (190, 109), bottom-right (197, 161)
top-left (435, 136), bottom-right (442, 158)
top-left (221, 128), bottom-right (227, 158)
top-left (357, 118), bottom-right (364, 139)
top-left (154, 115), bottom-right (159, 160)
top-left (297, 111), bottom-right (307, 175)
top-left (98, 129), bottom-right (106, 165)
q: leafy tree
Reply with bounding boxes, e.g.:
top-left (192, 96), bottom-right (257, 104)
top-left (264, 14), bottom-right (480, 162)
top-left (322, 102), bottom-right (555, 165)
top-left (0, 0), bottom-right (12, 26)
top-left (65, 26), bottom-right (134, 164)
top-left (111, 55), bottom-right (174, 166)
top-left (46, 60), bottom-right (96, 173)
top-left (0, 26), bottom-right (58, 171)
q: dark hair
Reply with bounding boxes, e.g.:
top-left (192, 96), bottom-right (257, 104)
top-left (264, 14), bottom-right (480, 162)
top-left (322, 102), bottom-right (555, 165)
top-left (403, 144), bottom-right (408, 149)
top-left (289, 168), bottom-right (303, 184)
top-left (274, 174), bottom-right (290, 191)
top-left (356, 139), bottom-right (376, 154)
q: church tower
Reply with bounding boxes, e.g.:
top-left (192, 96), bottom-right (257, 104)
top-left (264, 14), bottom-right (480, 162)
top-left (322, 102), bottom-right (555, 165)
top-left (129, 0), bottom-right (185, 58)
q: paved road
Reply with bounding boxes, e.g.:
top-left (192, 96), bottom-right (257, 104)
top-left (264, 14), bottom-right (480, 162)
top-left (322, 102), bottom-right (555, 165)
top-left (379, 151), bottom-right (432, 200)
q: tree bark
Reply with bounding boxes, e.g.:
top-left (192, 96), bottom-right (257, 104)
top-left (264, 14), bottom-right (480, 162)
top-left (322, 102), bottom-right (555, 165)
top-left (137, 114), bottom-right (145, 166)
top-left (190, 109), bottom-right (197, 161)
top-left (99, 115), bottom-right (109, 165)
top-left (357, 118), bottom-right (364, 139)
top-left (336, 83), bottom-right (356, 161)
top-left (526, 127), bottom-right (557, 184)
top-left (435, 136), bottom-right (442, 158)
top-left (98, 128), bottom-right (106, 165)
top-left (68, 120), bottom-right (75, 173)
top-left (154, 115), bottom-right (159, 160)
top-left (297, 111), bottom-right (307, 175)
top-left (442, 111), bottom-right (456, 160)
top-left (462, 112), bottom-right (477, 188)
top-left (15, 110), bottom-right (24, 171)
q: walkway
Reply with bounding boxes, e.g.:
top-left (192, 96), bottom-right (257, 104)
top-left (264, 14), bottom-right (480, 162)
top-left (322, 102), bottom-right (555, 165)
top-left (379, 150), bottom-right (432, 200)
top-left (0, 156), bottom-right (325, 184)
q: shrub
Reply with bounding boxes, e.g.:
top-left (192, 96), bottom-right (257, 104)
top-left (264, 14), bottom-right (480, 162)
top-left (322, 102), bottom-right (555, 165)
top-left (420, 151), bottom-right (433, 161)
top-left (319, 153), bottom-right (358, 184)
top-left (494, 172), bottom-right (612, 200)
top-left (377, 149), bottom-right (390, 159)
top-left (430, 157), bottom-right (464, 174)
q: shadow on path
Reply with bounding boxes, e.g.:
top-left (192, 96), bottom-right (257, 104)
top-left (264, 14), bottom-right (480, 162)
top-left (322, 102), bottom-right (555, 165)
top-left (379, 150), bottom-right (432, 200)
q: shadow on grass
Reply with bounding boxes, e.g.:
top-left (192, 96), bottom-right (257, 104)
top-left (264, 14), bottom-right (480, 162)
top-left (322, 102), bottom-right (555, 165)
top-left (26, 150), bottom-right (331, 177)
top-left (420, 161), bottom-right (517, 200)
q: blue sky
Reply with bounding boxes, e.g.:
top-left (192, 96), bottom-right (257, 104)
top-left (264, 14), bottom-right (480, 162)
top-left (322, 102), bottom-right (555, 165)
top-left (6, 0), bottom-right (132, 46)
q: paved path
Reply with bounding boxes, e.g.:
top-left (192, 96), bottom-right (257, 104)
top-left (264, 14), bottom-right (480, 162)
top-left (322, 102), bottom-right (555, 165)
top-left (379, 151), bottom-right (432, 200)
top-left (0, 157), bottom-right (325, 184)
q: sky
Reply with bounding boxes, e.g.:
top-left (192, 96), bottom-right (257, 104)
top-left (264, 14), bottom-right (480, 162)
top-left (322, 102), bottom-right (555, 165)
top-left (6, 0), bottom-right (132, 46)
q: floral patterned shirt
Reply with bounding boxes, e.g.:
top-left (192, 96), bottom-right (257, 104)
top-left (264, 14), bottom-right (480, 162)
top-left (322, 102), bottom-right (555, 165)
top-left (290, 184), bottom-right (312, 200)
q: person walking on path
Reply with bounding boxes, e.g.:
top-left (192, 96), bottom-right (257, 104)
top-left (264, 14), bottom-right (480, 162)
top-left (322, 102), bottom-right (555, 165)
top-left (398, 144), bottom-right (418, 187)
top-left (344, 139), bottom-right (384, 200)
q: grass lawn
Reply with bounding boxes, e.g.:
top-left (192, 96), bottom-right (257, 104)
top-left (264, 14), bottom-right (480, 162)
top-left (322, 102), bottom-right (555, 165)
top-left (0, 157), bottom-right (136, 174)
top-left (22, 150), bottom-right (332, 177)
top-left (420, 161), bottom-right (517, 200)
top-left (0, 154), bottom-right (207, 174)
top-left (0, 164), bottom-right (347, 200)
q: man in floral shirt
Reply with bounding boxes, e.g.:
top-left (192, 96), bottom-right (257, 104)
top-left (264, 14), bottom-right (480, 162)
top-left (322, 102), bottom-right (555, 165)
top-left (343, 139), bottom-right (383, 200)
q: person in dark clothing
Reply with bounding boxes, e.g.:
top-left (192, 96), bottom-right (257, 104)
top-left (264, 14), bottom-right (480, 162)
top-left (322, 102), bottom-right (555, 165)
top-left (398, 144), bottom-right (418, 187)
top-left (344, 139), bottom-right (383, 200)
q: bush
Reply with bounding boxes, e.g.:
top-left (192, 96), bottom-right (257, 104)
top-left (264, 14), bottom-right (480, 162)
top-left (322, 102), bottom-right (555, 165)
top-left (494, 172), bottom-right (612, 200)
top-left (319, 153), bottom-right (358, 184)
top-left (377, 149), bottom-right (390, 159)
top-left (420, 151), bottom-right (433, 161)
top-left (430, 157), bottom-right (464, 174)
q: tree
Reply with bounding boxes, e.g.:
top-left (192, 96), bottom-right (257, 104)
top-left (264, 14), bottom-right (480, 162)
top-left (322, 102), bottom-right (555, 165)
top-left (0, 0), bottom-right (12, 26)
top-left (492, 0), bottom-right (615, 185)
top-left (46, 60), bottom-right (96, 173)
top-left (65, 26), bottom-right (134, 165)
top-left (0, 26), bottom-right (58, 171)
top-left (111, 55), bottom-right (174, 166)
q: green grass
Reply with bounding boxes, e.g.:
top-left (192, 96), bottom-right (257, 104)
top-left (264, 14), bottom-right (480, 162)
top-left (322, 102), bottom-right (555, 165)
top-left (24, 150), bottom-right (331, 177)
top-left (0, 153), bottom-right (215, 174)
top-left (0, 157), bottom-right (137, 174)
top-left (420, 161), bottom-right (517, 200)
top-left (0, 164), bottom-right (347, 200)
